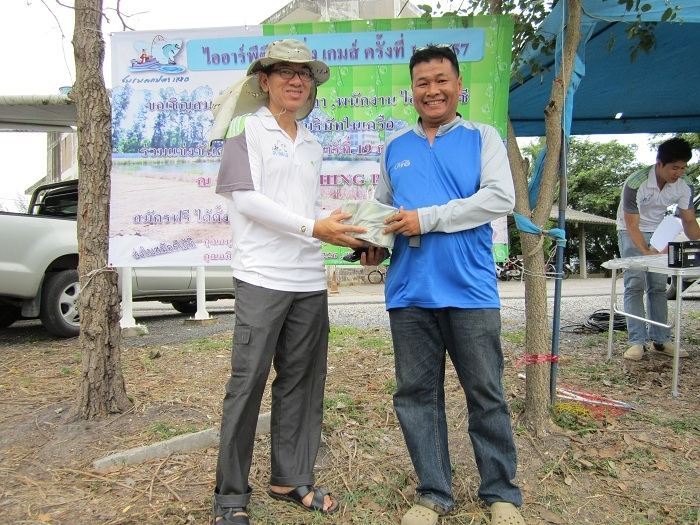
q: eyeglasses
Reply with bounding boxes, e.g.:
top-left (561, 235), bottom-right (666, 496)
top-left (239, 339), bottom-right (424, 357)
top-left (268, 66), bottom-right (314, 82)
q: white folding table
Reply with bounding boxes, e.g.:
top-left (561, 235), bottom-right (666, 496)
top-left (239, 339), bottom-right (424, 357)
top-left (602, 254), bottom-right (700, 397)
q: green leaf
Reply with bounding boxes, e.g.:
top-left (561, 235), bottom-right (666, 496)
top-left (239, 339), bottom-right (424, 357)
top-left (661, 7), bottom-right (673, 21)
top-left (606, 35), bottom-right (617, 52)
top-left (640, 3), bottom-right (652, 12)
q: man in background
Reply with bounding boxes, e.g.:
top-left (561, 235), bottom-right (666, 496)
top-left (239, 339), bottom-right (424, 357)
top-left (616, 137), bottom-right (699, 361)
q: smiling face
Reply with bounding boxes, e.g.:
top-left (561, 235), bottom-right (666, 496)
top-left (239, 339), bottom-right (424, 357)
top-left (259, 62), bottom-right (313, 117)
top-left (656, 159), bottom-right (688, 185)
top-left (411, 57), bottom-right (462, 129)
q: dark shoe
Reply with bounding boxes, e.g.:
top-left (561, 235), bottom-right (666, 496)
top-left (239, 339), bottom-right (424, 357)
top-left (267, 485), bottom-right (340, 514)
top-left (212, 500), bottom-right (249, 525)
top-left (653, 341), bottom-right (689, 358)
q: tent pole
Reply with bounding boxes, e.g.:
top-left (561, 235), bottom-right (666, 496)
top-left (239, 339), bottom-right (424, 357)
top-left (550, 128), bottom-right (568, 405)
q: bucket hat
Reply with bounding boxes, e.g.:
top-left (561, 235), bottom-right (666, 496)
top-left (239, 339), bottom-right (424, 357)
top-left (246, 39), bottom-right (330, 85)
top-left (208, 39), bottom-right (329, 144)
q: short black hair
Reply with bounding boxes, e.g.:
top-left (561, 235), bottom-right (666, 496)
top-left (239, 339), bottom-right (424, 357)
top-left (657, 137), bottom-right (693, 164)
top-left (409, 44), bottom-right (460, 79)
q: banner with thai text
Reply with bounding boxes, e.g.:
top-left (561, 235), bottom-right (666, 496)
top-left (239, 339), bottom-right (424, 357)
top-left (109, 16), bottom-right (513, 267)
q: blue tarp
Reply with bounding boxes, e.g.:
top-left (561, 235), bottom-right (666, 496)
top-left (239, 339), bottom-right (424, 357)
top-left (509, 0), bottom-right (700, 137)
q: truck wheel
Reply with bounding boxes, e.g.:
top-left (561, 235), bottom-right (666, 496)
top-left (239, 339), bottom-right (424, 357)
top-left (40, 270), bottom-right (80, 338)
top-left (171, 299), bottom-right (197, 314)
top-left (0, 305), bottom-right (21, 328)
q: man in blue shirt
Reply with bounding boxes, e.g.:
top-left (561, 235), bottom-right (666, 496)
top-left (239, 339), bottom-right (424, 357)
top-left (363, 45), bottom-right (524, 525)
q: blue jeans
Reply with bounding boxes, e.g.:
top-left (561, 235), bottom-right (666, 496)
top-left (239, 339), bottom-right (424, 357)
top-left (617, 231), bottom-right (670, 345)
top-left (389, 307), bottom-right (522, 511)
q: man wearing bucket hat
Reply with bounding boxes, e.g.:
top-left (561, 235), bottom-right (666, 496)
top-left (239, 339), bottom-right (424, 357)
top-left (211, 39), bottom-right (365, 525)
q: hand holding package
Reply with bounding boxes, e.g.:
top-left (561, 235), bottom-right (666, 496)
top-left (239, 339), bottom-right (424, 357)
top-left (341, 200), bottom-right (398, 249)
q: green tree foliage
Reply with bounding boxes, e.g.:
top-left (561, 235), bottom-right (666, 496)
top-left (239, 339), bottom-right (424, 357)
top-left (516, 138), bottom-right (642, 269)
top-left (566, 138), bottom-right (641, 217)
top-left (565, 138), bottom-right (642, 269)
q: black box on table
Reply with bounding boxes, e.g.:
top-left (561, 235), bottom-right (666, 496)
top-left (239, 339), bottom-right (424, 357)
top-left (668, 240), bottom-right (700, 268)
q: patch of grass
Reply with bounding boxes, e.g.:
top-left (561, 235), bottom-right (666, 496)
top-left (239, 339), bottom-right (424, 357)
top-left (147, 421), bottom-right (200, 441)
top-left (625, 412), bottom-right (700, 436)
top-left (60, 366), bottom-right (73, 376)
top-left (683, 335), bottom-right (700, 346)
top-left (551, 402), bottom-right (599, 436)
top-left (329, 327), bottom-right (393, 355)
top-left (620, 446), bottom-right (654, 468)
top-left (502, 330), bottom-right (525, 345)
top-left (679, 508), bottom-right (700, 524)
top-left (184, 337), bottom-right (229, 353)
top-left (509, 397), bottom-right (525, 415)
top-left (383, 378), bottom-right (396, 395)
top-left (612, 330), bottom-right (627, 342)
top-left (601, 459), bottom-right (619, 478)
top-left (329, 326), bottom-right (362, 342)
top-left (139, 353), bottom-right (157, 370)
top-left (564, 361), bottom-right (629, 386)
top-left (582, 334), bottom-right (606, 348)
top-left (663, 415), bottom-right (700, 436)
top-left (513, 423), bottom-right (528, 435)
top-left (323, 392), bottom-right (366, 430)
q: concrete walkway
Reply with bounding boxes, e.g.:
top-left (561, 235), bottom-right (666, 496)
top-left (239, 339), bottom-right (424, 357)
top-left (328, 276), bottom-right (623, 304)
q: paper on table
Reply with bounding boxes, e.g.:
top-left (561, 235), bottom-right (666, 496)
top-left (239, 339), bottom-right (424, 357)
top-left (650, 215), bottom-right (683, 250)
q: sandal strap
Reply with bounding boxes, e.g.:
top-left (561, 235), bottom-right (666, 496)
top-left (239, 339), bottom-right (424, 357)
top-left (218, 508), bottom-right (249, 525)
top-left (285, 485), bottom-right (328, 511)
top-left (309, 486), bottom-right (329, 510)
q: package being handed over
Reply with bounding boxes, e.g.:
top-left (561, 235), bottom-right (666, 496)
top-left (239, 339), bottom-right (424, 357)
top-left (341, 200), bottom-right (398, 249)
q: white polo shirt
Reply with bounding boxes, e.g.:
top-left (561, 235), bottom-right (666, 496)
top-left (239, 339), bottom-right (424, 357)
top-left (215, 107), bottom-right (326, 292)
top-left (616, 166), bottom-right (694, 232)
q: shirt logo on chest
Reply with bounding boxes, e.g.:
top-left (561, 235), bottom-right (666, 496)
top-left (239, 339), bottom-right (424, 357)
top-left (271, 141), bottom-right (289, 158)
top-left (393, 159), bottom-right (411, 171)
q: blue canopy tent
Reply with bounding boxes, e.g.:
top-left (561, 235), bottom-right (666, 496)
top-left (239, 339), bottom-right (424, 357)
top-left (510, 1), bottom-right (700, 137)
top-left (506, 0), bottom-right (700, 402)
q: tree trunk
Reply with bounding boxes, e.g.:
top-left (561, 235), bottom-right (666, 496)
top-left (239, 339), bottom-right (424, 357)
top-left (507, 0), bottom-right (582, 435)
top-left (73, 0), bottom-right (131, 418)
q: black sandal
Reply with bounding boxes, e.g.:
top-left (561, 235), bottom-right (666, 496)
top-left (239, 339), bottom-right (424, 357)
top-left (212, 501), bottom-right (249, 525)
top-left (267, 485), bottom-right (340, 514)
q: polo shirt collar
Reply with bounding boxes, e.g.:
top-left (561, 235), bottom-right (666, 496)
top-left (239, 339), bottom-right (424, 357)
top-left (414, 114), bottom-right (463, 138)
top-left (255, 106), bottom-right (315, 143)
top-left (645, 165), bottom-right (657, 189)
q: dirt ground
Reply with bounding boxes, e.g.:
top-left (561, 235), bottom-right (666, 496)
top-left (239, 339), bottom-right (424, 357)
top-left (1, 314), bottom-right (699, 524)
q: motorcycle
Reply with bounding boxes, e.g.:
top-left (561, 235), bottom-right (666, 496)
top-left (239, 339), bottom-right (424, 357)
top-left (496, 256), bottom-right (524, 281)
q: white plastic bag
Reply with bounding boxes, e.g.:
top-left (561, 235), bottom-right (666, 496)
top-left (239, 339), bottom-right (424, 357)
top-left (341, 200), bottom-right (398, 249)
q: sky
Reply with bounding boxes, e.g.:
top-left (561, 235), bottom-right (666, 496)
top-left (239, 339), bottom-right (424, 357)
top-left (0, 0), bottom-right (660, 212)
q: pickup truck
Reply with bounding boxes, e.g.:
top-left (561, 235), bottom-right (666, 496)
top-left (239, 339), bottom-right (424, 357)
top-left (0, 179), bottom-right (234, 337)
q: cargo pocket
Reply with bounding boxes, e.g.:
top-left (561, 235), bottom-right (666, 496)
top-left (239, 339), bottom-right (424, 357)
top-left (233, 325), bottom-right (251, 346)
top-left (227, 325), bottom-right (252, 393)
